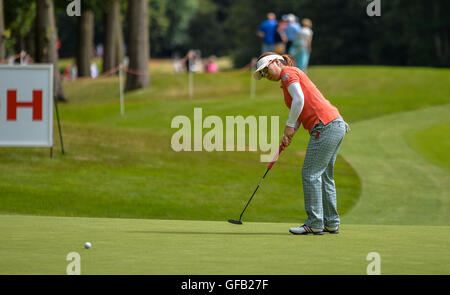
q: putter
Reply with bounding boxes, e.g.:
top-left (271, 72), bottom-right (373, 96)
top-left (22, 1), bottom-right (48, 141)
top-left (228, 143), bottom-right (285, 225)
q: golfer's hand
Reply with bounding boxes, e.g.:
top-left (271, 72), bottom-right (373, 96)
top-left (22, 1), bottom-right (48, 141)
top-left (282, 126), bottom-right (295, 147)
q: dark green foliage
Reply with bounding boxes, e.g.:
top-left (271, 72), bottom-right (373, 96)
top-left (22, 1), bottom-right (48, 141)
top-left (3, 0), bottom-right (449, 67)
top-left (223, 0), bottom-right (449, 67)
top-left (2, 0), bottom-right (35, 55)
top-left (186, 0), bottom-right (227, 57)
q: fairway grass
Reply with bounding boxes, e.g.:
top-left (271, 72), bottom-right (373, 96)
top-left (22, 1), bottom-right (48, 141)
top-left (407, 121), bottom-right (450, 173)
top-left (0, 215), bottom-right (448, 275)
top-left (1, 66), bottom-right (449, 224)
top-left (341, 104), bottom-right (450, 226)
top-left (0, 68), bottom-right (369, 222)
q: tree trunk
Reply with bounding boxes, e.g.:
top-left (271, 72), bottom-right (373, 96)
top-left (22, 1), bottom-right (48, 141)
top-left (25, 26), bottom-right (36, 61)
top-left (115, 7), bottom-right (124, 67)
top-left (15, 35), bottom-right (25, 54)
top-left (35, 0), bottom-right (67, 102)
top-left (125, 0), bottom-right (149, 92)
top-left (0, 0), bottom-right (5, 60)
top-left (76, 9), bottom-right (94, 77)
top-left (432, 0), bottom-right (449, 65)
top-left (103, 0), bottom-right (124, 73)
top-left (103, 1), bottom-right (116, 72)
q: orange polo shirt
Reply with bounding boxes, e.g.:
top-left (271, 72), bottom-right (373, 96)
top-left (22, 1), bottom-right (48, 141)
top-left (280, 66), bottom-right (341, 133)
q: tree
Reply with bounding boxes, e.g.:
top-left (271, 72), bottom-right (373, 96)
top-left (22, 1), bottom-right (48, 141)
top-left (147, 0), bottom-right (198, 57)
top-left (103, 0), bottom-right (124, 72)
top-left (430, 0), bottom-right (449, 66)
top-left (76, 7), bottom-right (94, 77)
top-left (0, 0), bottom-right (4, 60)
top-left (75, 0), bottom-right (112, 77)
top-left (2, 0), bottom-right (35, 60)
top-left (148, 0), bottom-right (169, 57)
top-left (35, 0), bottom-right (67, 102)
top-left (114, 6), bottom-right (124, 68)
top-left (187, 0), bottom-right (228, 57)
top-left (222, 0), bottom-right (263, 67)
top-left (125, 0), bottom-right (149, 92)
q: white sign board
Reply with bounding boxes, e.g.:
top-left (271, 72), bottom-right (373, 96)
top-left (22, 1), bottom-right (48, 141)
top-left (0, 65), bottom-right (53, 147)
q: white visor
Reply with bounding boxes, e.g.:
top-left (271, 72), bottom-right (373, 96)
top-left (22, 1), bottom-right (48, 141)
top-left (253, 54), bottom-right (285, 80)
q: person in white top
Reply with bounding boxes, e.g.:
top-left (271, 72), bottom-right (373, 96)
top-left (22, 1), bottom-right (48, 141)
top-left (298, 18), bottom-right (313, 72)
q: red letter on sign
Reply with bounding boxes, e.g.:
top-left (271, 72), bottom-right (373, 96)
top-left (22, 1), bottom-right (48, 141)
top-left (7, 90), bottom-right (43, 121)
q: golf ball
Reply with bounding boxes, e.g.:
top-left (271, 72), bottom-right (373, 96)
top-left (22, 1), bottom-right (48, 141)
top-left (84, 242), bottom-right (92, 249)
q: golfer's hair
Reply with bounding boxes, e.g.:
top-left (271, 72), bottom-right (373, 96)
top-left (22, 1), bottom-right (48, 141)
top-left (301, 18), bottom-right (313, 29)
top-left (257, 52), bottom-right (294, 67)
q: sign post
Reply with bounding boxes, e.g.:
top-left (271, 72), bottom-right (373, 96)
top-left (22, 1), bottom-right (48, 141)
top-left (188, 57), bottom-right (194, 100)
top-left (119, 63), bottom-right (125, 117)
top-left (53, 96), bottom-right (65, 156)
top-left (250, 58), bottom-right (257, 99)
top-left (0, 65), bottom-right (61, 156)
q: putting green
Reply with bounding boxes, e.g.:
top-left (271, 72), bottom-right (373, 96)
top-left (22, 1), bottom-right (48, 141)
top-left (340, 104), bottom-right (450, 226)
top-left (0, 215), bottom-right (448, 275)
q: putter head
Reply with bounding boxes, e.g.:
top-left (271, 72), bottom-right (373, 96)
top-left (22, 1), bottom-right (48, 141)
top-left (228, 219), bottom-right (243, 225)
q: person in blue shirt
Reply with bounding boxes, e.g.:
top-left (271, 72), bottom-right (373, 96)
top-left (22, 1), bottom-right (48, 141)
top-left (284, 14), bottom-right (302, 54)
top-left (257, 12), bottom-right (278, 53)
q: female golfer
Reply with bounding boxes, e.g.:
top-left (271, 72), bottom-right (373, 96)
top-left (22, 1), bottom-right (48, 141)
top-left (253, 52), bottom-right (349, 235)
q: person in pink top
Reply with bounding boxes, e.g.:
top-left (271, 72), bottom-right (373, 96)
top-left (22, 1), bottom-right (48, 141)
top-left (205, 56), bottom-right (218, 73)
top-left (253, 52), bottom-right (350, 235)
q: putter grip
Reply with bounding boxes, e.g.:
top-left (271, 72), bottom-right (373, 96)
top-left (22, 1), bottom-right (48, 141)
top-left (267, 144), bottom-right (285, 171)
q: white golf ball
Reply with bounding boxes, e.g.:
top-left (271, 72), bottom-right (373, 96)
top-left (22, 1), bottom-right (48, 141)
top-left (84, 242), bottom-right (92, 249)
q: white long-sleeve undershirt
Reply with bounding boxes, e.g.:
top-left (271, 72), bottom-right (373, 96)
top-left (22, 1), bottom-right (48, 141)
top-left (286, 82), bottom-right (305, 129)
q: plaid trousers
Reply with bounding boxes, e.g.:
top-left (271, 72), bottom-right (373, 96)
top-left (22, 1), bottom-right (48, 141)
top-left (302, 118), bottom-right (349, 230)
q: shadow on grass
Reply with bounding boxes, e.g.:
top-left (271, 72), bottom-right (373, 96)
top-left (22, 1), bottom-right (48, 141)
top-left (127, 230), bottom-right (288, 236)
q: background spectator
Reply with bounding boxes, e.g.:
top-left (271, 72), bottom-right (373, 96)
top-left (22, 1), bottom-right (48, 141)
top-left (257, 12), bottom-right (278, 54)
top-left (273, 20), bottom-right (288, 54)
top-left (90, 62), bottom-right (99, 78)
top-left (205, 55), bottom-right (218, 73)
top-left (298, 18), bottom-right (313, 72)
top-left (284, 14), bottom-right (302, 53)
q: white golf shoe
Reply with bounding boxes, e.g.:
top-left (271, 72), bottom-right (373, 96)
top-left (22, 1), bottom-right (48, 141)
top-left (289, 224), bottom-right (324, 235)
top-left (324, 225), bottom-right (339, 234)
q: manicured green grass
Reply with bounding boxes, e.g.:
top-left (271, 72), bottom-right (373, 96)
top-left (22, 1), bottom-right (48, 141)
top-left (59, 66), bottom-right (450, 126)
top-left (306, 66), bottom-right (450, 123)
top-left (406, 121), bottom-right (450, 172)
top-left (0, 66), bottom-right (369, 222)
top-left (1, 65), bottom-right (449, 275)
top-left (1, 66), bottom-right (449, 224)
top-left (341, 104), bottom-right (450, 226)
top-left (0, 120), bottom-right (358, 222)
top-left (1, 215), bottom-right (448, 275)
